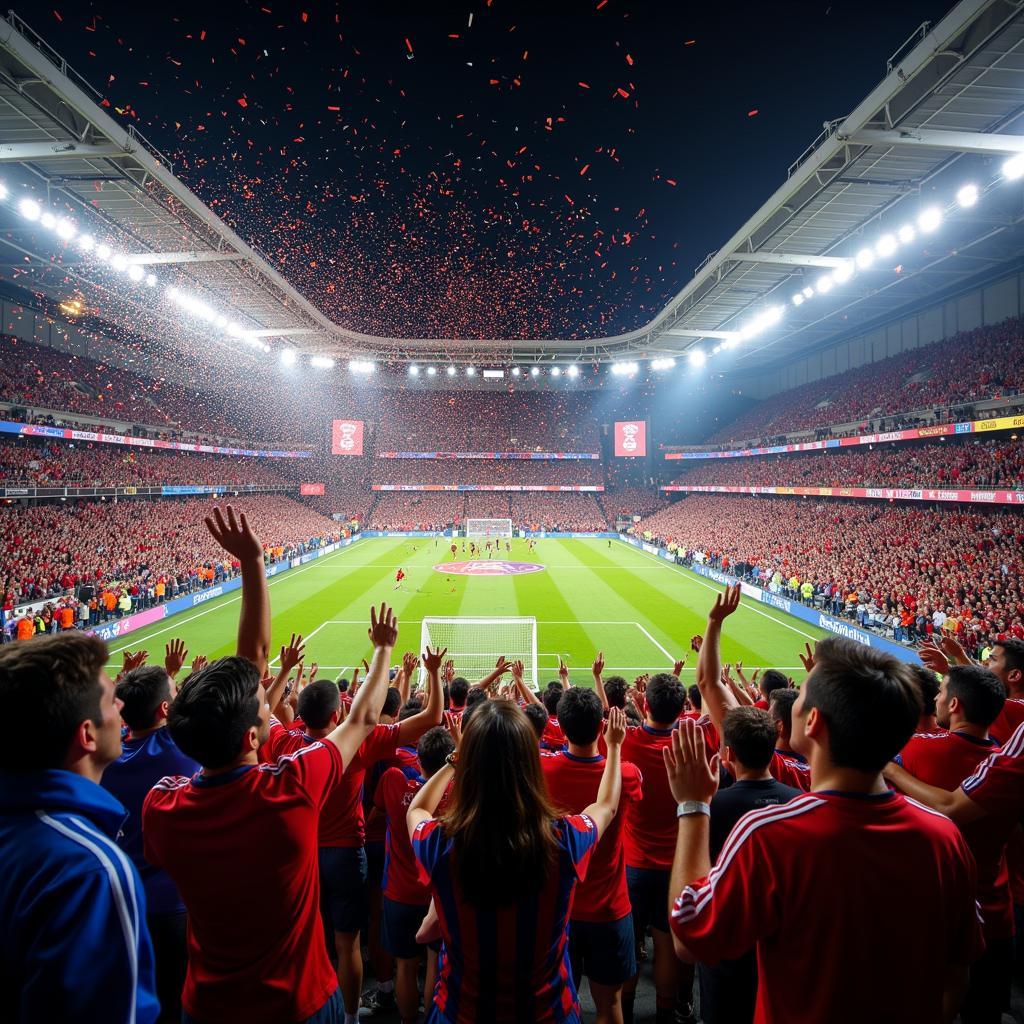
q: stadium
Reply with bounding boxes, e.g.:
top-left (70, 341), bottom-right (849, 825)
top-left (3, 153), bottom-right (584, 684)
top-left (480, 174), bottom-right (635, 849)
top-left (1, 2), bottom-right (1023, 1023)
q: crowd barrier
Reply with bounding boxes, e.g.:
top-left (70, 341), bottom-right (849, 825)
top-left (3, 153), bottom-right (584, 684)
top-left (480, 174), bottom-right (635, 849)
top-left (2, 419), bottom-right (311, 458)
top-left (659, 483), bottom-right (1024, 508)
top-left (665, 413), bottom-right (1024, 461)
top-left (85, 534), bottom-right (364, 643)
top-left (617, 535), bottom-right (920, 665)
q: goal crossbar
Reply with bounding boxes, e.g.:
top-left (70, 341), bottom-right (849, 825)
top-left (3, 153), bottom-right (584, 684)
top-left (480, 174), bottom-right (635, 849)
top-left (466, 518), bottom-right (513, 538)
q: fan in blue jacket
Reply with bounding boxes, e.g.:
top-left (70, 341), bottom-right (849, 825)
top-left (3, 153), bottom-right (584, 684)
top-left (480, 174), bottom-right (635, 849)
top-left (0, 632), bottom-right (159, 1024)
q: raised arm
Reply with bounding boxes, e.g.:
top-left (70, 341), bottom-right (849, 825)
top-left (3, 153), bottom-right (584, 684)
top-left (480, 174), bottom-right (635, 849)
top-left (398, 652), bottom-right (418, 704)
top-left (510, 659), bottom-right (540, 705)
top-left (205, 506), bottom-right (270, 675)
top-left (324, 604), bottom-right (396, 767)
top-left (473, 656), bottom-right (511, 694)
top-left (267, 633), bottom-right (305, 717)
top-left (592, 651), bottom-right (608, 711)
top-left (696, 585), bottom-right (742, 735)
top-left (558, 657), bottom-right (571, 690)
top-left (396, 646), bottom-right (446, 744)
top-left (582, 707), bottom-right (626, 833)
top-left (882, 761), bottom-right (986, 825)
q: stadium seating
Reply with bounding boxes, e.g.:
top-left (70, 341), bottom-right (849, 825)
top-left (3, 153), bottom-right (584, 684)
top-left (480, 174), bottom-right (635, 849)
top-left (705, 318), bottom-right (1023, 445)
top-left (509, 492), bottom-right (608, 532)
top-left (668, 437), bottom-right (1024, 489)
top-left (635, 494), bottom-right (1024, 653)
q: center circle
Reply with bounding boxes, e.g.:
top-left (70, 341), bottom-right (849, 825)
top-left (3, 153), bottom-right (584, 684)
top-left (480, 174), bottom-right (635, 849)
top-left (433, 560), bottom-right (546, 576)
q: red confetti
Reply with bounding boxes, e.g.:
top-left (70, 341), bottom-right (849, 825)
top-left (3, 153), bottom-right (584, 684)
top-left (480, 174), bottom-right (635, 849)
top-left (52, 9), bottom-right (62, 21)
top-left (666, 179), bottom-right (677, 186)
top-left (301, 11), bottom-right (308, 22)
top-left (327, 105), bottom-right (340, 112)
top-left (405, 37), bottom-right (413, 53)
top-left (578, 81), bottom-right (590, 89)
top-left (685, 39), bottom-right (696, 45)
top-left (237, 97), bottom-right (248, 108)
top-left (748, 109), bottom-right (759, 117)
top-left (596, 0), bottom-right (608, 8)
top-left (579, 164), bottom-right (590, 176)
top-left (625, 53), bottom-right (634, 65)
top-left (615, 87), bottom-right (630, 99)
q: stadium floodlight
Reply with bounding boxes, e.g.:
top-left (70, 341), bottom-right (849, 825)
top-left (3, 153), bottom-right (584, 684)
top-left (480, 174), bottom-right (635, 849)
top-left (127, 264), bottom-right (144, 282)
top-left (855, 247), bottom-right (874, 270)
top-left (466, 366), bottom-right (476, 376)
top-left (280, 347), bottom-right (297, 366)
top-left (349, 359), bottom-right (375, 374)
top-left (688, 348), bottom-right (706, 367)
top-left (146, 274), bottom-right (157, 287)
top-left (55, 218), bottom-right (76, 241)
top-left (19, 198), bottom-right (41, 221)
top-left (40, 211), bottom-right (57, 230)
top-left (426, 365), bottom-right (437, 376)
top-left (530, 366), bottom-right (540, 377)
top-left (511, 366), bottom-right (521, 376)
top-left (77, 234), bottom-right (95, 252)
top-left (897, 224), bottom-right (916, 245)
top-left (310, 356), bottom-right (335, 368)
top-left (420, 616), bottom-right (537, 687)
top-left (815, 274), bottom-right (833, 295)
top-left (832, 261), bottom-right (854, 284)
top-left (875, 233), bottom-right (897, 259)
top-left (567, 364), bottom-right (580, 377)
top-left (551, 366), bottom-right (562, 377)
top-left (712, 344), bottom-right (722, 354)
top-left (651, 357), bottom-right (676, 370)
top-left (917, 207), bottom-right (942, 233)
top-left (447, 365), bottom-right (457, 376)
top-left (0, 182), bottom-right (7, 199)
top-left (956, 183), bottom-right (979, 208)
top-left (409, 365), bottom-right (420, 376)
top-left (792, 292), bottom-right (804, 306)
top-left (1002, 153), bottom-right (1024, 181)
top-left (95, 243), bottom-right (112, 261)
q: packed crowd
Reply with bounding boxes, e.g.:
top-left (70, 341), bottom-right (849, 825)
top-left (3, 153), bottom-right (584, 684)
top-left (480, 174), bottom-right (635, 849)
top-left (371, 458), bottom-right (603, 487)
top-left (601, 488), bottom-right (670, 520)
top-left (707, 318), bottom-right (1024, 445)
top-left (0, 438), bottom-right (298, 488)
top-left (509, 492), bottom-right (609, 532)
top-left (636, 495), bottom-right (1024, 655)
top-left (669, 437), bottom-right (1024, 491)
top-left (1, 494), bottom-right (344, 611)
top-left (371, 390), bottom-right (602, 451)
top-left (4, 504), bottom-right (1023, 1024)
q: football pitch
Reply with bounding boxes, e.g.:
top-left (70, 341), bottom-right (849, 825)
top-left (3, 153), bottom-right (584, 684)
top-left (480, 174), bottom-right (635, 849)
top-left (102, 538), bottom-right (831, 685)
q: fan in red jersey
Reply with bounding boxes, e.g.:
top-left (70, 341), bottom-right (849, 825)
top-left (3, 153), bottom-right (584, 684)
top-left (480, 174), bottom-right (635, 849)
top-left (668, 585), bottom-right (984, 1024)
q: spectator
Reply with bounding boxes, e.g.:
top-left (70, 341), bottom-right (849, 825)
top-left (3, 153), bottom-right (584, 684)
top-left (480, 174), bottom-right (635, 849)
top-left (0, 632), bottom-right (159, 1023)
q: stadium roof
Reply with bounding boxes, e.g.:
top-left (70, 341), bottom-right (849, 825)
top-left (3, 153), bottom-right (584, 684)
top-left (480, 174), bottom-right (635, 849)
top-left (1, 0), bottom-right (1023, 370)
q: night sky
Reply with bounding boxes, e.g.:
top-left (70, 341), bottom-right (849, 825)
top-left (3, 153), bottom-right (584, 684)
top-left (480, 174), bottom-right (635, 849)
top-left (41, 0), bottom-right (953, 341)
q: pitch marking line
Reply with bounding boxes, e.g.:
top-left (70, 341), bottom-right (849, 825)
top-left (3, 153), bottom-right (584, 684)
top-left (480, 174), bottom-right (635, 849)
top-left (104, 542), bottom-right (366, 659)
top-left (620, 543), bottom-right (820, 643)
top-left (268, 620), bottom-right (334, 668)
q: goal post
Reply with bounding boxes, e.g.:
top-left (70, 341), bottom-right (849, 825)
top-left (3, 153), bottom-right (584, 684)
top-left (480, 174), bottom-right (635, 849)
top-left (419, 616), bottom-right (538, 687)
top-left (466, 518), bottom-right (513, 538)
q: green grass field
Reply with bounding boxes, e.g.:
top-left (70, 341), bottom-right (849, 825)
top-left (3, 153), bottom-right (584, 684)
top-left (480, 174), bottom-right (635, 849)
top-left (102, 538), bottom-right (831, 685)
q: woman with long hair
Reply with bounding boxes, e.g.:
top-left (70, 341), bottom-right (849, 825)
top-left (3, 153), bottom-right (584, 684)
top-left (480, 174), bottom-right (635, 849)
top-left (407, 698), bottom-right (627, 1023)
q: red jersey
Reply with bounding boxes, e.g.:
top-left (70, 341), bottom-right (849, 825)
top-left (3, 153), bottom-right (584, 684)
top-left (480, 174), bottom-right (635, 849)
top-left (670, 791), bottom-right (984, 1024)
top-left (541, 716), bottom-right (566, 751)
top-left (412, 814), bottom-right (598, 1024)
top-left (989, 696), bottom-right (1024, 745)
top-left (365, 745), bottom-right (420, 845)
top-left (142, 743), bottom-right (343, 1024)
top-left (896, 730), bottom-right (1012, 940)
top-left (768, 750), bottom-right (811, 792)
top-left (396, 569), bottom-right (405, 581)
top-left (962, 721), bottom-right (1024, 819)
top-left (621, 724), bottom-right (679, 870)
top-left (541, 751), bottom-right (643, 922)
top-left (262, 721), bottom-right (400, 847)
top-left (375, 766), bottom-right (429, 905)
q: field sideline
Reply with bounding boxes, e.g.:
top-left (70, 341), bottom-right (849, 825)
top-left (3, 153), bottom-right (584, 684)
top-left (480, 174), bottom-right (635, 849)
top-left (102, 537), bottom-right (830, 686)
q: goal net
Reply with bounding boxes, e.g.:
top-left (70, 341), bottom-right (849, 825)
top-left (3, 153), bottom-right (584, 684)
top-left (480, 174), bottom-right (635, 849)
top-left (466, 518), bottom-right (513, 538)
top-left (420, 617), bottom-right (538, 687)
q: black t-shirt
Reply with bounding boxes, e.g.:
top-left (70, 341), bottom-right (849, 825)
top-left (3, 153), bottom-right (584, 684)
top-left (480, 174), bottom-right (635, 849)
top-left (709, 777), bottom-right (801, 861)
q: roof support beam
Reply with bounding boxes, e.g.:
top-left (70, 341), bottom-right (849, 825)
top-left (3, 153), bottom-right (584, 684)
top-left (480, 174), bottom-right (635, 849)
top-left (844, 128), bottom-right (1024, 156)
top-left (242, 327), bottom-right (320, 338)
top-left (0, 141), bottom-right (131, 162)
top-left (727, 251), bottom-right (847, 268)
top-left (123, 251), bottom-right (245, 265)
top-left (663, 328), bottom-right (739, 340)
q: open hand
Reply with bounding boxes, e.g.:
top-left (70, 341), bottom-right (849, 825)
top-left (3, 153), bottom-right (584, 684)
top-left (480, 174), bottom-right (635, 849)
top-left (164, 639), bottom-right (188, 680)
top-left (592, 651), bottom-right (605, 678)
top-left (709, 584), bottom-right (741, 625)
top-left (279, 633), bottom-right (305, 674)
top-left (604, 706), bottom-right (627, 747)
top-left (204, 505), bottom-right (263, 562)
top-left (121, 649), bottom-right (148, 676)
top-left (798, 642), bottom-right (816, 674)
top-left (422, 645), bottom-right (448, 675)
top-left (190, 654), bottom-right (208, 674)
top-left (663, 719), bottom-right (720, 804)
top-left (673, 657), bottom-right (686, 677)
top-left (369, 603), bottom-right (398, 648)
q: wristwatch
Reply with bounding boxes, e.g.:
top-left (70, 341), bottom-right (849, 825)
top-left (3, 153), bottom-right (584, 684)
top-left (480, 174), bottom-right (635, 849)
top-left (676, 800), bottom-right (711, 818)
top-left (445, 752), bottom-right (459, 767)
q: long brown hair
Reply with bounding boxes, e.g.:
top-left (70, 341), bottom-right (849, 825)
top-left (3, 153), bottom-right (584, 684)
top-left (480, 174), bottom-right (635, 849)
top-left (441, 699), bottom-right (560, 905)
